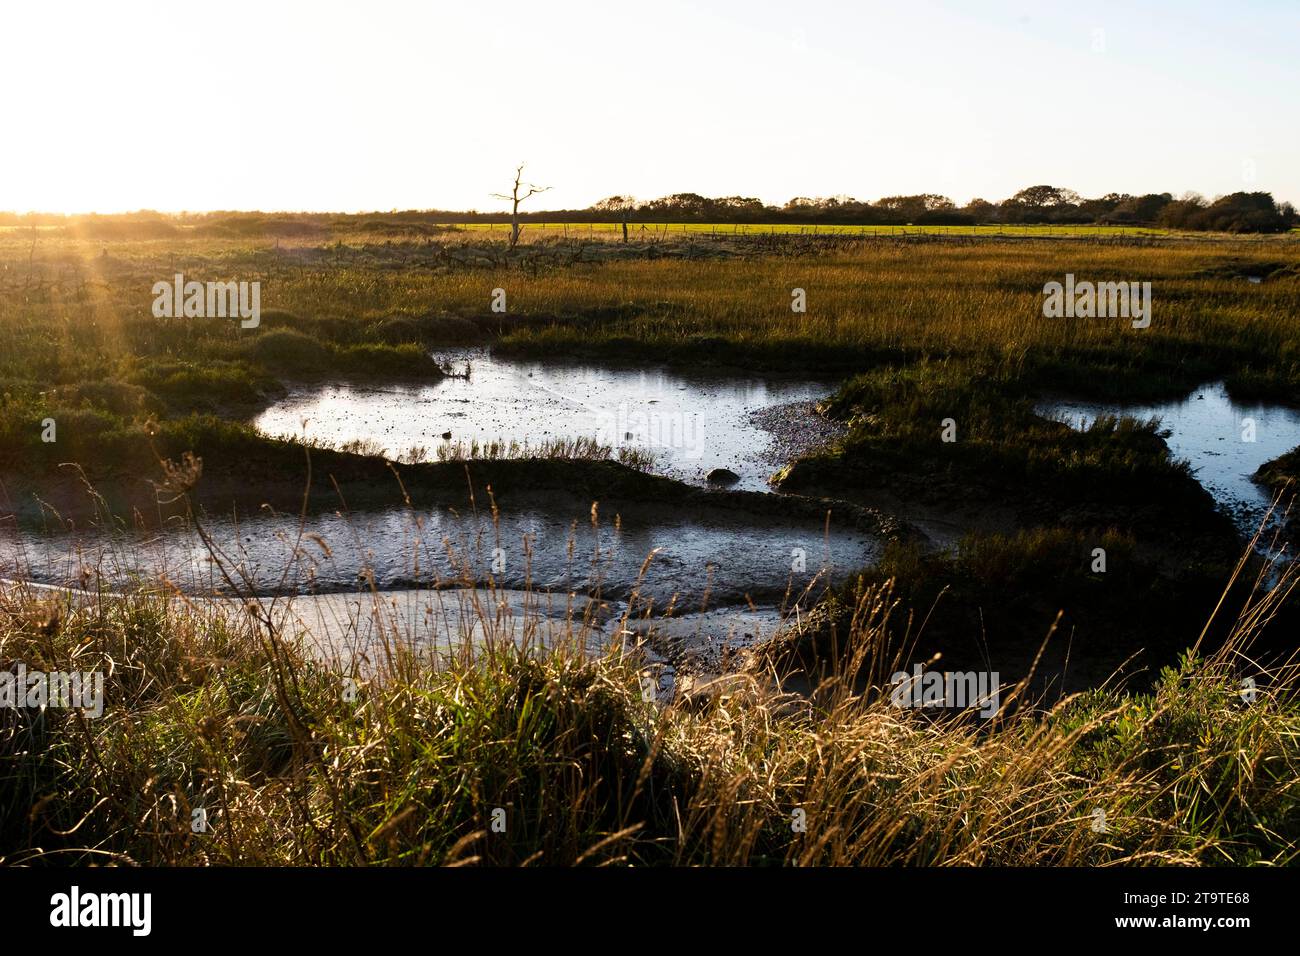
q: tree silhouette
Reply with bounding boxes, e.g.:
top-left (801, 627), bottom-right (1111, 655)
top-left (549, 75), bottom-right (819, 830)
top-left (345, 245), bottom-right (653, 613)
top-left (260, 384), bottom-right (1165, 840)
top-left (491, 164), bottom-right (551, 248)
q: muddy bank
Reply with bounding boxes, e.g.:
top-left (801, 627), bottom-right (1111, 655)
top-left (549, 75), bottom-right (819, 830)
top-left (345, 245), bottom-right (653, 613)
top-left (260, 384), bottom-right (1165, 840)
top-left (3, 452), bottom-right (910, 538)
top-left (222, 587), bottom-right (614, 670)
top-left (4, 575), bottom-right (801, 704)
top-left (231, 587), bottom-right (796, 699)
top-left (777, 452), bottom-right (1238, 564)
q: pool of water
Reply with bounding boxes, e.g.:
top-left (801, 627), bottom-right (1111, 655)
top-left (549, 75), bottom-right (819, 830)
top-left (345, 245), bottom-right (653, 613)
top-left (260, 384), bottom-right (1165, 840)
top-left (3, 578), bottom-right (799, 691)
top-left (253, 349), bottom-right (840, 492)
top-left (1037, 381), bottom-right (1300, 535)
top-left (0, 497), bottom-right (880, 608)
top-left (234, 588), bottom-right (795, 691)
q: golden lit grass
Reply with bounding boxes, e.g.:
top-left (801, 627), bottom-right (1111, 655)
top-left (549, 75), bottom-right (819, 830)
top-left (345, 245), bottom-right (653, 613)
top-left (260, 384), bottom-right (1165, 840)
top-left (2, 232), bottom-right (1296, 370)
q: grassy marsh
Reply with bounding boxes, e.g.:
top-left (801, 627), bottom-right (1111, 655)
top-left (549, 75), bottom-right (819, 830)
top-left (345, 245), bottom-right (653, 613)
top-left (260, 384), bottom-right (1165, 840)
top-left (3, 227), bottom-right (1300, 865)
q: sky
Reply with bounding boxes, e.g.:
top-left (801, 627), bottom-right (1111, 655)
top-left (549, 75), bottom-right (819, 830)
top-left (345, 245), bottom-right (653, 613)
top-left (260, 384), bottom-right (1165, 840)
top-left (2, 0), bottom-right (1297, 214)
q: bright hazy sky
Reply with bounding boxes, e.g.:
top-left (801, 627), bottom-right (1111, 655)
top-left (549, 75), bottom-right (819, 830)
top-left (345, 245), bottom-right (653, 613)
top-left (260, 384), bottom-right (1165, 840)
top-left (4, 0), bottom-right (1297, 214)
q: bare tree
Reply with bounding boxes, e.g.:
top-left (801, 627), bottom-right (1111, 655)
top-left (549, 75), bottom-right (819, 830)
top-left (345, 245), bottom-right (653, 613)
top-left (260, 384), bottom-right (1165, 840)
top-left (491, 163), bottom-right (551, 248)
top-left (595, 195), bottom-right (638, 242)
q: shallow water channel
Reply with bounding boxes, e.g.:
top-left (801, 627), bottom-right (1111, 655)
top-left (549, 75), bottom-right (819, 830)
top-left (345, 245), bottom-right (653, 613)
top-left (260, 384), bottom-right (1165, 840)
top-left (2, 498), bottom-right (875, 676)
top-left (1, 500), bottom-right (876, 606)
top-left (1037, 381), bottom-right (1300, 536)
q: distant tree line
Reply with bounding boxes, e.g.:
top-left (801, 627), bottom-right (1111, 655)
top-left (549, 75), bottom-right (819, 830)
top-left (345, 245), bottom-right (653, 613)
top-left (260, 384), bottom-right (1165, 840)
top-left (2, 187), bottom-right (1295, 234)
top-left (571, 186), bottom-right (1297, 233)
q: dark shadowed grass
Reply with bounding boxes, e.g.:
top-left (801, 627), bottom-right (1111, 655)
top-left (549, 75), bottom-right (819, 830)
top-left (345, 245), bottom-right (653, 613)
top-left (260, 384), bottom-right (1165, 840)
top-left (761, 525), bottom-right (1288, 704)
top-left (779, 358), bottom-right (1239, 555)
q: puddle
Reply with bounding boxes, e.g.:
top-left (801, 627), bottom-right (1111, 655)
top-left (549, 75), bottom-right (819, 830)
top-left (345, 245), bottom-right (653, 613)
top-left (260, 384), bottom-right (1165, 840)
top-left (253, 349), bottom-right (840, 492)
top-left (235, 589), bottom-right (792, 692)
top-left (218, 587), bottom-right (614, 670)
top-left (4, 575), bottom-right (795, 692)
top-left (0, 498), bottom-right (879, 608)
top-left (625, 604), bottom-right (786, 690)
top-left (1037, 381), bottom-right (1300, 535)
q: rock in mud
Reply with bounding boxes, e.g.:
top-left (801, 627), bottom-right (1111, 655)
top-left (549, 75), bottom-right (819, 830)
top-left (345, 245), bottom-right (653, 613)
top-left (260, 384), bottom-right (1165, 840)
top-left (706, 467), bottom-right (740, 484)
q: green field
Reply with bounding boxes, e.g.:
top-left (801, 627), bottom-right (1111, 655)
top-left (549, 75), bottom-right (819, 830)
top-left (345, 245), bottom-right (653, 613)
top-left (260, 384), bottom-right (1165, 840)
top-left (0, 220), bottom-right (1202, 240)
top-left (441, 221), bottom-right (1178, 238)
